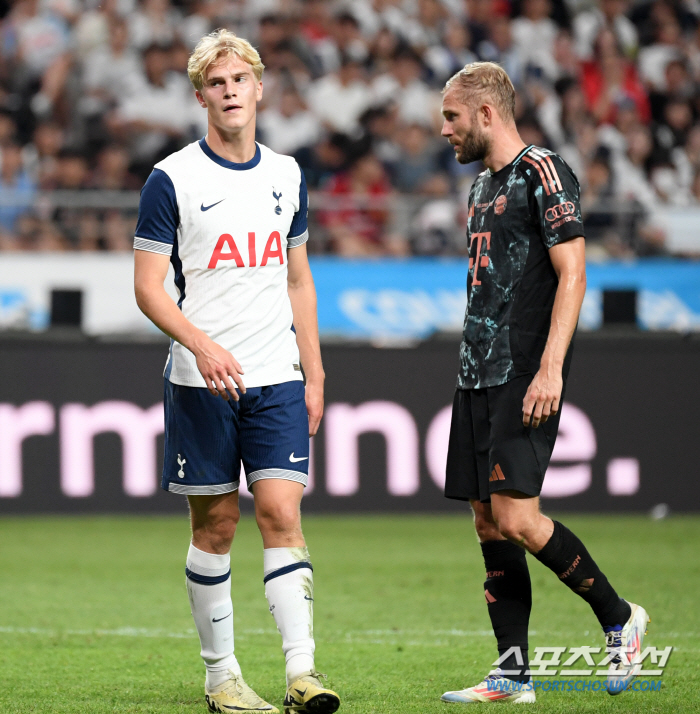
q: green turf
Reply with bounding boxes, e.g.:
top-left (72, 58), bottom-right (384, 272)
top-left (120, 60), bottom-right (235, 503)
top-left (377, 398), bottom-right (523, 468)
top-left (0, 513), bottom-right (697, 713)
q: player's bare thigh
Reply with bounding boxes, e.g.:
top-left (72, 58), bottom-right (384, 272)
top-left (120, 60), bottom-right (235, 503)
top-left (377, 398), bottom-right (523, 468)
top-left (252, 479), bottom-right (306, 549)
top-left (490, 490), bottom-right (554, 552)
top-left (188, 491), bottom-right (241, 554)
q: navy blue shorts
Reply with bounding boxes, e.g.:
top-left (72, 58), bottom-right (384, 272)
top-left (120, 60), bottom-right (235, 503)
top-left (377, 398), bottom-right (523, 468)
top-left (163, 378), bottom-right (309, 495)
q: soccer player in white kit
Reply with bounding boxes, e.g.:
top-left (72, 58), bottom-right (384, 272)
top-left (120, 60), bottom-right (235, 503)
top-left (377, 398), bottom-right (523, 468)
top-left (133, 30), bottom-right (340, 714)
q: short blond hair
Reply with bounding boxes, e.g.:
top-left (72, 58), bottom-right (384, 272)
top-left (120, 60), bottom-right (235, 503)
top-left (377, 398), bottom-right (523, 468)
top-left (188, 29), bottom-right (265, 90)
top-left (444, 62), bottom-right (516, 123)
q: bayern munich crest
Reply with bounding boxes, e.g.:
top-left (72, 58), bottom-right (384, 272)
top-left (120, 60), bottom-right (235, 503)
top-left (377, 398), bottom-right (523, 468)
top-left (494, 195), bottom-right (507, 215)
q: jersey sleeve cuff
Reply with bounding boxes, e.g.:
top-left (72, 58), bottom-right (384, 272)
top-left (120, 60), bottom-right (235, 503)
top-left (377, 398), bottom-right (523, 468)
top-left (134, 237), bottom-right (173, 255)
top-left (287, 229), bottom-right (309, 249)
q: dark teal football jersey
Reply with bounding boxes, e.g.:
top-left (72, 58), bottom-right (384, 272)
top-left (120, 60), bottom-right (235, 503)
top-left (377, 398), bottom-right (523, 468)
top-left (458, 145), bottom-right (585, 390)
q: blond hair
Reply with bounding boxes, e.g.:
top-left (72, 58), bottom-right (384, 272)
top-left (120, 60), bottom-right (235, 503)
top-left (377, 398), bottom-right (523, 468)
top-left (444, 62), bottom-right (516, 123)
top-left (188, 29), bottom-right (265, 90)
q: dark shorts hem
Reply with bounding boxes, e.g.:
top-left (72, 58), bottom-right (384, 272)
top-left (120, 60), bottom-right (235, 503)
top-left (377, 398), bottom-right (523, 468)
top-left (444, 374), bottom-right (564, 503)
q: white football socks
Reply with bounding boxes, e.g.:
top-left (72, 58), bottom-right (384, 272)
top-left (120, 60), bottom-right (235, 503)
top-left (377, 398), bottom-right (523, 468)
top-left (186, 543), bottom-right (242, 690)
top-left (263, 547), bottom-right (316, 684)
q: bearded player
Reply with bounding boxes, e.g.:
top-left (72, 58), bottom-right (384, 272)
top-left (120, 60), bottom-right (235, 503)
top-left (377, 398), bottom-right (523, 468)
top-left (133, 30), bottom-right (340, 714)
top-left (439, 62), bottom-right (649, 704)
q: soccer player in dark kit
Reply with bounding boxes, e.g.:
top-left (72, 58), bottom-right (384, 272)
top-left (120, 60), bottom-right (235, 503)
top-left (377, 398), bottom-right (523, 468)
top-left (438, 62), bottom-right (649, 704)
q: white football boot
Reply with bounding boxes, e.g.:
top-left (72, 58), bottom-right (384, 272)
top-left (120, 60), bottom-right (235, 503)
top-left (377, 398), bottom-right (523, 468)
top-left (441, 668), bottom-right (536, 704)
top-left (604, 601), bottom-right (650, 695)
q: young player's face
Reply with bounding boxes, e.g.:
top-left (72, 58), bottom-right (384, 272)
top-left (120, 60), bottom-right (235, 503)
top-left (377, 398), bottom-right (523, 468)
top-left (441, 90), bottom-right (492, 165)
top-left (196, 55), bottom-right (262, 135)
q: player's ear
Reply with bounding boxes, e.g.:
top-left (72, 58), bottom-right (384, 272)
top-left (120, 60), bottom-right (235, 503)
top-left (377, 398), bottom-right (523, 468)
top-left (195, 89), bottom-right (207, 108)
top-left (256, 80), bottom-right (263, 103)
top-left (480, 103), bottom-right (492, 127)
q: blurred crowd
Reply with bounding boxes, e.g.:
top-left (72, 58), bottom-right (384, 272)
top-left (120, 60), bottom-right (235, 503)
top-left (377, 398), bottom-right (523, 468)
top-left (1, 0), bottom-right (700, 256)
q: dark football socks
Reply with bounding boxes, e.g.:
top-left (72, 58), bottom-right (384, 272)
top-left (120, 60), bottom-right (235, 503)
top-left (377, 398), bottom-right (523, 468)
top-left (533, 520), bottom-right (631, 629)
top-left (481, 540), bottom-right (531, 683)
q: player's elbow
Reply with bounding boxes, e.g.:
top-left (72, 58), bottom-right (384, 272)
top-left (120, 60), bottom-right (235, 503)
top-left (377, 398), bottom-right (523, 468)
top-left (559, 264), bottom-right (586, 293)
top-left (134, 280), bottom-right (148, 311)
top-left (134, 279), bottom-right (158, 315)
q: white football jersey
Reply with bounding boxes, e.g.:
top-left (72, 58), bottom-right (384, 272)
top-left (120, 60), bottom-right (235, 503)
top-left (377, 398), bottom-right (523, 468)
top-left (134, 139), bottom-right (308, 389)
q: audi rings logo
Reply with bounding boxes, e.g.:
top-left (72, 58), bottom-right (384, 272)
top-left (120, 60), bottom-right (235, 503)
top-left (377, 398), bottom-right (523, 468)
top-left (545, 202), bottom-right (576, 223)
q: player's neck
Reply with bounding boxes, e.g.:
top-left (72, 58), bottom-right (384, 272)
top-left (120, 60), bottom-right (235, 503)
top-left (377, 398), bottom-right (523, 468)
top-left (205, 122), bottom-right (257, 164)
top-left (483, 129), bottom-right (527, 174)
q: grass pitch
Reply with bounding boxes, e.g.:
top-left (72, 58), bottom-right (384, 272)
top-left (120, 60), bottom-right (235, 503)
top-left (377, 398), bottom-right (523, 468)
top-left (0, 513), bottom-right (697, 713)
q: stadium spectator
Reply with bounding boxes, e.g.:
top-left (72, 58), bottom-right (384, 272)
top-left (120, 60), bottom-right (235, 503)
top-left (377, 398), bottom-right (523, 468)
top-left (476, 16), bottom-right (523, 87)
top-left (0, 141), bottom-right (36, 238)
top-left (128, 0), bottom-right (182, 51)
top-left (307, 54), bottom-right (371, 134)
top-left (371, 46), bottom-right (440, 127)
top-left (638, 14), bottom-right (685, 90)
top-left (390, 123), bottom-right (441, 192)
top-left (80, 16), bottom-right (144, 135)
top-left (318, 151), bottom-right (403, 256)
top-left (90, 144), bottom-right (141, 190)
top-left (580, 28), bottom-right (651, 125)
top-left (22, 120), bottom-right (64, 187)
top-left (294, 131), bottom-right (351, 189)
top-left (574, 0), bottom-right (638, 60)
top-left (107, 43), bottom-right (199, 176)
top-left (424, 23), bottom-right (477, 84)
top-left (359, 104), bottom-right (401, 165)
top-left (329, 11), bottom-right (369, 67)
top-left (510, 0), bottom-right (559, 81)
top-left (409, 172), bottom-right (466, 255)
top-left (257, 87), bottom-right (322, 156)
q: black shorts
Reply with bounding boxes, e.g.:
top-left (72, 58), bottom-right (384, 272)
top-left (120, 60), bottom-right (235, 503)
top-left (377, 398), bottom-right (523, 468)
top-left (445, 374), bottom-right (564, 503)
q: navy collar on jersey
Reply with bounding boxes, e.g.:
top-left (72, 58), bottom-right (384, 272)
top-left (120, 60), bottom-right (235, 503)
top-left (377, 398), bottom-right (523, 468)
top-left (199, 138), bottom-right (261, 170)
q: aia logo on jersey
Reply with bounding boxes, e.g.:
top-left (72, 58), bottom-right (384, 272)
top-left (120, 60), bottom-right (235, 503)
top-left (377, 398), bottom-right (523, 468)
top-left (273, 188), bottom-right (282, 215)
top-left (208, 231), bottom-right (284, 269)
top-left (494, 195), bottom-right (507, 215)
top-left (545, 202), bottom-right (575, 223)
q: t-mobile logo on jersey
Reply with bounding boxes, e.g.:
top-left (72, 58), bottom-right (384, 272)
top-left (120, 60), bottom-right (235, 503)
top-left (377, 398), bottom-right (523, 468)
top-left (469, 232), bottom-right (491, 286)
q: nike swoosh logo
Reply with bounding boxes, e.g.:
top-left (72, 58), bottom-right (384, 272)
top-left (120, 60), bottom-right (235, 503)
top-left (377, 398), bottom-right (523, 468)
top-left (212, 612), bottom-right (232, 623)
top-left (289, 453), bottom-right (308, 463)
top-left (304, 595), bottom-right (314, 601)
top-left (201, 199), bottom-right (225, 211)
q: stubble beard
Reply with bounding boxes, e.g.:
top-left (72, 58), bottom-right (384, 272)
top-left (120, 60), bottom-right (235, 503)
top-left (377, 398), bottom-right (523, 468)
top-left (456, 126), bottom-right (492, 165)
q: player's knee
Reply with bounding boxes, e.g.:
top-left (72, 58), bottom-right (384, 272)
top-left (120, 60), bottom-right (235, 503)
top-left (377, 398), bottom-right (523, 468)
top-left (255, 500), bottom-right (301, 537)
top-left (496, 517), bottom-right (528, 545)
top-left (194, 509), bottom-right (240, 551)
top-left (474, 514), bottom-right (500, 541)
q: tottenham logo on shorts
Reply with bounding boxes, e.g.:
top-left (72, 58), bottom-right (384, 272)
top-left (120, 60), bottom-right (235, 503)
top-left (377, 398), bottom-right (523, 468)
top-left (177, 454), bottom-right (186, 479)
top-left (273, 188), bottom-right (282, 215)
top-left (545, 202), bottom-right (576, 223)
top-left (494, 195), bottom-right (507, 215)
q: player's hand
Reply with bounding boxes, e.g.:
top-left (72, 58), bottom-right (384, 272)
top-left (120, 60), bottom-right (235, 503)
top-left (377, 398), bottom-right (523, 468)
top-left (193, 336), bottom-right (246, 401)
top-left (305, 380), bottom-right (324, 437)
top-left (523, 367), bottom-right (562, 428)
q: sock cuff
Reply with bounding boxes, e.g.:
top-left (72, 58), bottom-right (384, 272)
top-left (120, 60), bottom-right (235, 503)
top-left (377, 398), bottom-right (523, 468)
top-left (533, 520), bottom-right (565, 564)
top-left (263, 561), bottom-right (313, 584)
top-left (263, 546), bottom-right (310, 576)
top-left (481, 539), bottom-right (526, 566)
top-left (187, 543), bottom-right (231, 580)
